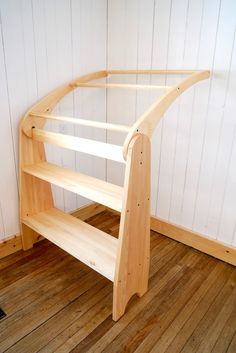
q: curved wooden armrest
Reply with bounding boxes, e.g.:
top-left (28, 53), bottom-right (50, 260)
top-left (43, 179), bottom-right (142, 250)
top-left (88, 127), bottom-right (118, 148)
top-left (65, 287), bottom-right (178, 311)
top-left (122, 70), bottom-right (210, 159)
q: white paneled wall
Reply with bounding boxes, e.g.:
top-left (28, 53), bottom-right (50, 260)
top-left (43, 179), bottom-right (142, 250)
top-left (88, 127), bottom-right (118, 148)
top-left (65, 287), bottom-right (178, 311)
top-left (0, 0), bottom-right (236, 248)
top-left (0, 0), bottom-right (107, 240)
top-left (107, 0), bottom-right (236, 246)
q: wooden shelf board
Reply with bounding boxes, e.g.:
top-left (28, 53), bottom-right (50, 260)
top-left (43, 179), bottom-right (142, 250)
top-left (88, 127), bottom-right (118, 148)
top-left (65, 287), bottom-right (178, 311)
top-left (32, 129), bottom-right (126, 164)
top-left (21, 208), bottom-right (117, 281)
top-left (22, 162), bottom-right (123, 212)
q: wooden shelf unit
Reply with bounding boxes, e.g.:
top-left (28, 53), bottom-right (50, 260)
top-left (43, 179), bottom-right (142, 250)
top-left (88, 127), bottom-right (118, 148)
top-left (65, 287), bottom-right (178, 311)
top-left (20, 69), bottom-right (210, 321)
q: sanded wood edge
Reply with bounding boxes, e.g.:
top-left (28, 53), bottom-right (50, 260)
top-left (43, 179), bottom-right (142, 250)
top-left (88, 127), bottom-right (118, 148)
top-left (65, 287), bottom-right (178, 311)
top-left (0, 202), bottom-right (105, 259)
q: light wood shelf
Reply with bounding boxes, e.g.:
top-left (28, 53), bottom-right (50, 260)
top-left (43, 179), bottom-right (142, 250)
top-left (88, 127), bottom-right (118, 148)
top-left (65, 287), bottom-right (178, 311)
top-left (22, 162), bottom-right (123, 212)
top-left (21, 207), bottom-right (117, 281)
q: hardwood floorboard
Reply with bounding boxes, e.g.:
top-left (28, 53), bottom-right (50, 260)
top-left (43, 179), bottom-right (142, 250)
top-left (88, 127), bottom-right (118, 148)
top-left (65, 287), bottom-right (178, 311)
top-left (100, 254), bottom-right (210, 353)
top-left (162, 263), bottom-right (233, 353)
top-left (180, 270), bottom-right (236, 353)
top-left (0, 241), bottom-right (52, 271)
top-left (212, 304), bottom-right (236, 353)
top-left (131, 256), bottom-right (218, 353)
top-left (227, 332), bottom-right (236, 353)
top-left (0, 210), bottom-right (235, 353)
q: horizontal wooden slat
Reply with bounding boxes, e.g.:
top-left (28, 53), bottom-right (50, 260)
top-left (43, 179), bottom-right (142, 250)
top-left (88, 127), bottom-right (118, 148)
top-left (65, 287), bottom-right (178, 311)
top-left (32, 129), bottom-right (125, 163)
top-left (107, 69), bottom-right (196, 75)
top-left (21, 208), bottom-right (118, 281)
top-left (75, 82), bottom-right (171, 90)
top-left (22, 162), bottom-right (123, 212)
top-left (29, 113), bottom-right (130, 133)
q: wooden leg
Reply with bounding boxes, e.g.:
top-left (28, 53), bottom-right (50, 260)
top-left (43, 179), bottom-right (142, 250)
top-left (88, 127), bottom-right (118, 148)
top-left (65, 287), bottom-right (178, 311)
top-left (21, 223), bottom-right (39, 250)
top-left (20, 135), bottom-right (54, 250)
top-left (113, 134), bottom-right (151, 321)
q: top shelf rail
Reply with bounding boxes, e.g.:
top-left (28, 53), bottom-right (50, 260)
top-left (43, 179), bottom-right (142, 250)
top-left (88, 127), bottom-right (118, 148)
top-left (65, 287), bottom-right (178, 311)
top-left (74, 82), bottom-right (172, 90)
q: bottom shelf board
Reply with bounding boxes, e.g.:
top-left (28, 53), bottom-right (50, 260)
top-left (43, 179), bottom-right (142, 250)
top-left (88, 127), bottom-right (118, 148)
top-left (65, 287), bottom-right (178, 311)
top-left (21, 208), bottom-right (117, 281)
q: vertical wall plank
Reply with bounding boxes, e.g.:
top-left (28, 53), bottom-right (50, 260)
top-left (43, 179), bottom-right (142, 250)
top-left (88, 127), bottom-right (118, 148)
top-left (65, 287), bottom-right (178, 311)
top-left (134, 0), bottom-right (157, 213)
top-left (0, 0), bottom-right (107, 240)
top-left (31, 0), bottom-right (64, 209)
top-left (193, 0), bottom-right (236, 238)
top-left (217, 29), bottom-right (236, 245)
top-left (0, 9), bottom-right (19, 239)
top-left (180, 0), bottom-right (222, 229)
top-left (149, 0), bottom-right (172, 214)
top-left (155, 0), bottom-right (189, 220)
top-left (52, 0), bottom-right (76, 212)
top-left (168, 0), bottom-right (204, 225)
top-left (107, 0), bottom-right (139, 186)
top-left (71, 0), bottom-right (107, 208)
top-left (107, 0), bottom-right (236, 246)
top-left (0, 0), bottom-right (30, 169)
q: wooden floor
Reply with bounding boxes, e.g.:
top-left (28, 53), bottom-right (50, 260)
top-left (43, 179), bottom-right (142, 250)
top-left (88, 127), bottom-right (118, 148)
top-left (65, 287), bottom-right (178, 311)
top-left (0, 211), bottom-right (236, 353)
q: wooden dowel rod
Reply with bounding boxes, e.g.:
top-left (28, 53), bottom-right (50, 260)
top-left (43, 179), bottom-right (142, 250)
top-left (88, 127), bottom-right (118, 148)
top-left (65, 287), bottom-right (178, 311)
top-left (107, 70), bottom-right (196, 75)
top-left (74, 82), bottom-right (171, 90)
top-left (29, 113), bottom-right (130, 133)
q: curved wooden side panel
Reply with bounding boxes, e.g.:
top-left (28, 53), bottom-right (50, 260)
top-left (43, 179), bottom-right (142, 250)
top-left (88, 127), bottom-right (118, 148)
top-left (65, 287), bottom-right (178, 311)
top-left (113, 134), bottom-right (151, 321)
top-left (19, 71), bottom-right (107, 249)
top-left (122, 70), bottom-right (210, 159)
top-left (21, 71), bottom-right (108, 137)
